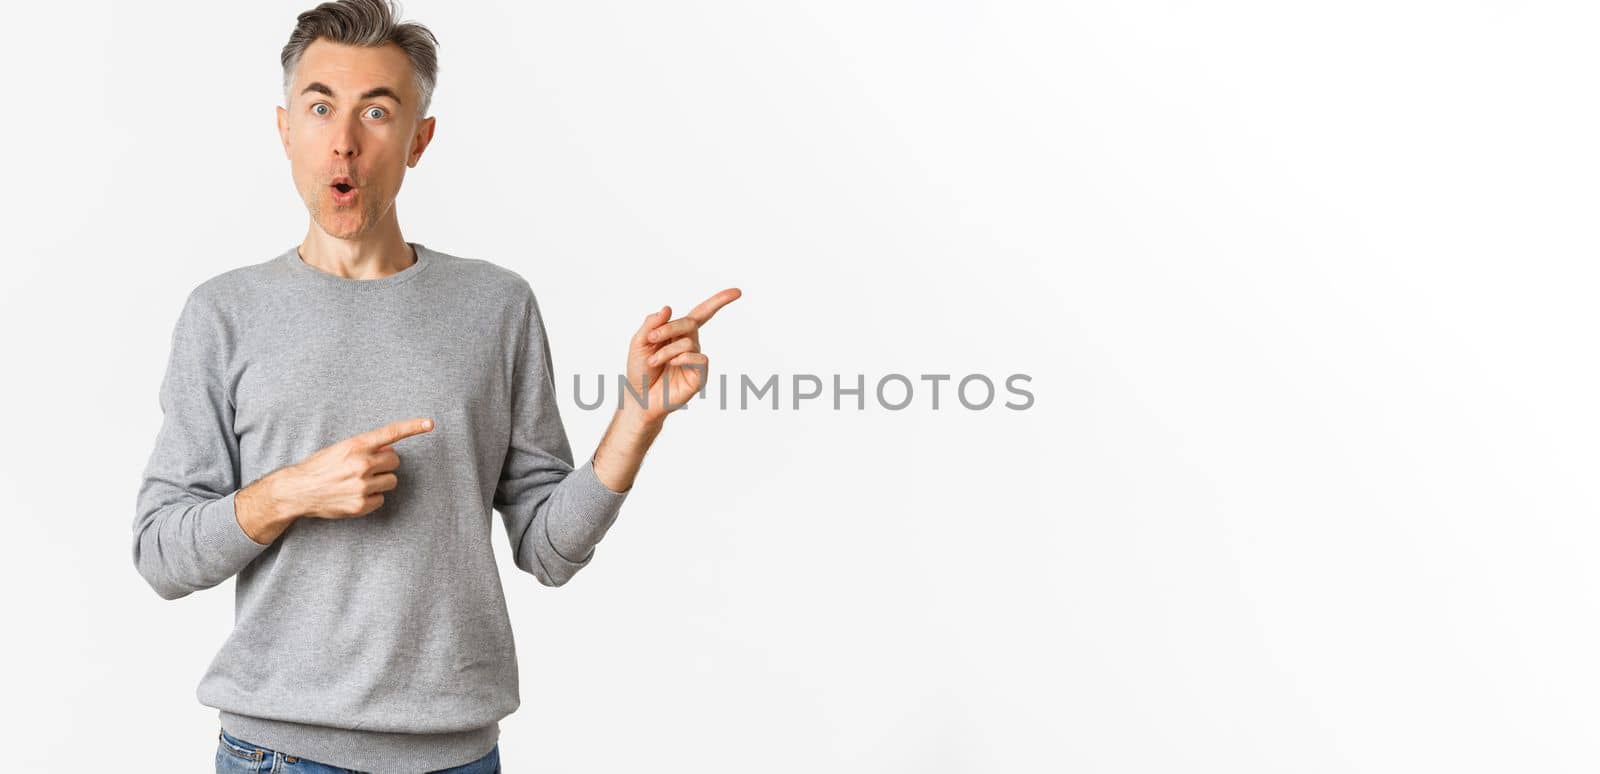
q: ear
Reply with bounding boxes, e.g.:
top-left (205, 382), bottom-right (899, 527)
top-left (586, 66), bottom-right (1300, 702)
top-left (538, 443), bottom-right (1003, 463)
top-left (407, 115), bottom-right (437, 168)
top-left (275, 105), bottom-right (291, 159)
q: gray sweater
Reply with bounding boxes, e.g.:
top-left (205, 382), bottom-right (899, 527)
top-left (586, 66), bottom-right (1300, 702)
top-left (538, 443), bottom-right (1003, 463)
top-left (133, 243), bottom-right (630, 773)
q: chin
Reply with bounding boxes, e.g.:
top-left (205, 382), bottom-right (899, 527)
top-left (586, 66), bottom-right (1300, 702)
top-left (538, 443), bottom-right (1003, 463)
top-left (308, 212), bottom-right (364, 239)
top-left (324, 223), bottom-right (369, 240)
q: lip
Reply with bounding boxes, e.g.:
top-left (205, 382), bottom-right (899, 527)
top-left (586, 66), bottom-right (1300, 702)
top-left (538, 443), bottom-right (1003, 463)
top-left (329, 176), bottom-right (358, 206)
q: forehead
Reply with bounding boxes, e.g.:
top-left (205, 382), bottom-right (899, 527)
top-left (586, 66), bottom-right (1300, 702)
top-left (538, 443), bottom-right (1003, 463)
top-left (290, 39), bottom-right (416, 101)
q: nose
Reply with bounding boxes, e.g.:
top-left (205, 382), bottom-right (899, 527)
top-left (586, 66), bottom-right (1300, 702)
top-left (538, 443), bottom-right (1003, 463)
top-left (331, 114), bottom-right (360, 159)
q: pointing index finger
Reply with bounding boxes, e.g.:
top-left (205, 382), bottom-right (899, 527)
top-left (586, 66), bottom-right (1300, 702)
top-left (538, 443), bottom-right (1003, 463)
top-left (685, 287), bottom-right (742, 326)
top-left (357, 417), bottom-right (435, 449)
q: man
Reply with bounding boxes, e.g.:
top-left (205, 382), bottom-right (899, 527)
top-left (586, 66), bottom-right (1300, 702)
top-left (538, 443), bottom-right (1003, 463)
top-left (131, 1), bottom-right (740, 771)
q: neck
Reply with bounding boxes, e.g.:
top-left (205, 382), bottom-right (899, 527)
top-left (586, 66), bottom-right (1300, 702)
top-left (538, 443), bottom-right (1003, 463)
top-left (298, 207), bottom-right (414, 280)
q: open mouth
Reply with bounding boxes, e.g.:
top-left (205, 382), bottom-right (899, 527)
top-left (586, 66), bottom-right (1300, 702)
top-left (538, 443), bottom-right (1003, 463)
top-left (330, 176), bottom-right (357, 196)
top-left (333, 183), bottom-right (353, 193)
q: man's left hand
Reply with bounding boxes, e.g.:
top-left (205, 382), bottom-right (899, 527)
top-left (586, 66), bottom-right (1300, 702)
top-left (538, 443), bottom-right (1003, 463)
top-left (622, 287), bottom-right (742, 426)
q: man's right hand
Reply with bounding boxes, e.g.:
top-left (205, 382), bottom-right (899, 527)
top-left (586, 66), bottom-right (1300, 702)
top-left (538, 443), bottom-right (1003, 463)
top-left (235, 417), bottom-right (436, 544)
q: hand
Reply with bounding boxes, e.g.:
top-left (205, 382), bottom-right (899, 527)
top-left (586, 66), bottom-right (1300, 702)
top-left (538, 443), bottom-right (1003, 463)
top-left (271, 417), bottom-right (436, 521)
top-left (623, 288), bottom-right (742, 425)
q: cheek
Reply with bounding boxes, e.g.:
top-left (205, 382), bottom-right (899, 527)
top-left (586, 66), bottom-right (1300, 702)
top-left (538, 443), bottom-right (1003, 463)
top-left (290, 163), bottom-right (318, 195)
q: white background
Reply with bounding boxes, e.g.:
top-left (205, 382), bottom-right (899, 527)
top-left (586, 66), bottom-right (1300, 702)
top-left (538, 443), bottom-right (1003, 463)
top-left (2, 1), bottom-right (1597, 771)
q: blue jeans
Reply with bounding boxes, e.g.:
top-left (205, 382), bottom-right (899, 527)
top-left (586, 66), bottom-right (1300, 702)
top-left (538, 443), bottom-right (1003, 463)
top-left (216, 727), bottom-right (501, 773)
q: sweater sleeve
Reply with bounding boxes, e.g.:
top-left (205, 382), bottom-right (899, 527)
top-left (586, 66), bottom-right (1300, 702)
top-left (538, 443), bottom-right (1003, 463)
top-left (494, 282), bottom-right (631, 587)
top-left (133, 288), bottom-right (272, 601)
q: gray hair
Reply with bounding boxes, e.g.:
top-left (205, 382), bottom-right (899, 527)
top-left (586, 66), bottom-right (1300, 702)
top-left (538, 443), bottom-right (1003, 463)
top-left (280, 0), bottom-right (439, 117)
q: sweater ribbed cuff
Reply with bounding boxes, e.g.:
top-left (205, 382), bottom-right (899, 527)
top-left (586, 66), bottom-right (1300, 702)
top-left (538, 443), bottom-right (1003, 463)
top-left (201, 490), bottom-right (273, 564)
top-left (545, 458), bottom-right (631, 563)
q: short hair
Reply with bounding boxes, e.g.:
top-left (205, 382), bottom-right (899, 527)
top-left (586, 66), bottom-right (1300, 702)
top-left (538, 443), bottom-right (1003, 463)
top-left (280, 0), bottom-right (439, 116)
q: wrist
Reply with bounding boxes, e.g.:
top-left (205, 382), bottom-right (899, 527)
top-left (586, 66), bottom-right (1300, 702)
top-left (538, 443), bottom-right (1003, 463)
top-left (255, 468), bottom-right (305, 527)
top-left (615, 405), bottom-right (666, 438)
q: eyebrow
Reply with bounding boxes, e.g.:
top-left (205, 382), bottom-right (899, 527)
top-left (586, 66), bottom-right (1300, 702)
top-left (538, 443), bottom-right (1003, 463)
top-left (300, 81), bottom-right (403, 104)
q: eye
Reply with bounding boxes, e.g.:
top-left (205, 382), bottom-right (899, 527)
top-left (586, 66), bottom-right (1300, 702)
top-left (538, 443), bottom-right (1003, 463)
top-left (365, 106), bottom-right (387, 120)
top-left (311, 103), bottom-right (330, 116)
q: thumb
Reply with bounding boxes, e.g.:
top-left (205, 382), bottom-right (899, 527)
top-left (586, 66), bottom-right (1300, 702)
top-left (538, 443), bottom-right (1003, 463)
top-left (631, 304), bottom-right (671, 349)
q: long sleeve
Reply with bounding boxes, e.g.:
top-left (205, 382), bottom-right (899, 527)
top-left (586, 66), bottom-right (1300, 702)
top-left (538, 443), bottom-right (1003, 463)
top-left (133, 287), bottom-right (271, 601)
top-left (494, 282), bottom-right (631, 587)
